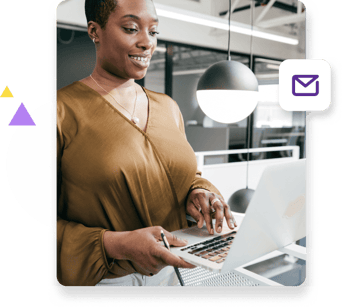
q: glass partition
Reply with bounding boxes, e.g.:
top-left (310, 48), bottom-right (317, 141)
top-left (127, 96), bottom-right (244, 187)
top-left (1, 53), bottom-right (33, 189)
top-left (144, 43), bottom-right (166, 93)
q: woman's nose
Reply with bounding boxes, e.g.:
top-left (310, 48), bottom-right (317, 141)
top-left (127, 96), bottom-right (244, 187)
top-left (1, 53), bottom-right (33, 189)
top-left (137, 31), bottom-right (154, 50)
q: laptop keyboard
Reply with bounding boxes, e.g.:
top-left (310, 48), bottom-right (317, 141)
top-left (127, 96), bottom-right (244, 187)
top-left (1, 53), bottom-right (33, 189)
top-left (180, 231), bottom-right (237, 264)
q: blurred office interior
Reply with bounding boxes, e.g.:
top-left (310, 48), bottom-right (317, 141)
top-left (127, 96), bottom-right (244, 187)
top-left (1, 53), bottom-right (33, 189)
top-left (57, 0), bottom-right (305, 161)
top-left (57, 0), bottom-right (306, 286)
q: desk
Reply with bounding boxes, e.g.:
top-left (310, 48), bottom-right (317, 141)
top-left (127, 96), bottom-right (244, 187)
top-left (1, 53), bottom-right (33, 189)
top-left (178, 213), bottom-right (306, 286)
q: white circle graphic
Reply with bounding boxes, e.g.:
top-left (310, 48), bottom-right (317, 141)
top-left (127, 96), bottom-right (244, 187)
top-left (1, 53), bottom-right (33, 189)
top-left (7, 102), bottom-right (56, 227)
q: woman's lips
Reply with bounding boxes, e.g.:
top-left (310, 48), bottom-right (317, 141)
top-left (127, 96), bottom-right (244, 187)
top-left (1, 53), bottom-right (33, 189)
top-left (129, 55), bottom-right (150, 69)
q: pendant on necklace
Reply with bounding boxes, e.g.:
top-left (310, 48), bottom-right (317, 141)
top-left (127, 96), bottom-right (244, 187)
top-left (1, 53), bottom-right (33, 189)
top-left (132, 116), bottom-right (140, 124)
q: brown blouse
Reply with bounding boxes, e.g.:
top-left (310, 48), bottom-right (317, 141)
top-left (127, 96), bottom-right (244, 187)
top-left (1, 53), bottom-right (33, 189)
top-left (57, 81), bottom-right (222, 286)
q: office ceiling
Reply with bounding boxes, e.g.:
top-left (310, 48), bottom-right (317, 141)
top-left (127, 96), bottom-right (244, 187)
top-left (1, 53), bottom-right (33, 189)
top-left (57, 1), bottom-right (305, 48)
top-left (149, 0), bottom-right (305, 81)
top-left (174, 0), bottom-right (305, 35)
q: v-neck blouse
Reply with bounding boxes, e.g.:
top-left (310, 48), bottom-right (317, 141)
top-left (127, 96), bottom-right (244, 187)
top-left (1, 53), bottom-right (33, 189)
top-left (78, 81), bottom-right (151, 133)
top-left (57, 81), bottom-right (222, 286)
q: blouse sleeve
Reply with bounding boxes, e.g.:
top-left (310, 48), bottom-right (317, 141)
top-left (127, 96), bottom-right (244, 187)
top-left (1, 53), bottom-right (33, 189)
top-left (177, 106), bottom-right (223, 198)
top-left (57, 99), bottom-right (113, 286)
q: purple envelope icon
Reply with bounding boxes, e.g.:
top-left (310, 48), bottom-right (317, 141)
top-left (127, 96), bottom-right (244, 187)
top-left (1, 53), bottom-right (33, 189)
top-left (292, 75), bottom-right (319, 96)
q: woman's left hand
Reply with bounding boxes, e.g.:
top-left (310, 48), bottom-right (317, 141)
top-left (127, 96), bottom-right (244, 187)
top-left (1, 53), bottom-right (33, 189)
top-left (186, 189), bottom-right (237, 235)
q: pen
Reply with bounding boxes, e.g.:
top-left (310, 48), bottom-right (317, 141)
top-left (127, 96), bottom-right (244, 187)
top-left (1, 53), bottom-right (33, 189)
top-left (160, 230), bottom-right (185, 286)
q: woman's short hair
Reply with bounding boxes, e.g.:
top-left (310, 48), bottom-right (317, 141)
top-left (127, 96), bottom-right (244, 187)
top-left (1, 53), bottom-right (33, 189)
top-left (85, 0), bottom-right (118, 29)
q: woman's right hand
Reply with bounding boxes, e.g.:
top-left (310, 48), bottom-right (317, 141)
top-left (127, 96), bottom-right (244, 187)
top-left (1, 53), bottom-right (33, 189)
top-left (103, 226), bottom-right (196, 276)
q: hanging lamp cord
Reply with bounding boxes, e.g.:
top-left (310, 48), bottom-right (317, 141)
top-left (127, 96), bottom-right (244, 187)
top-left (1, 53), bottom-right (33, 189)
top-left (246, 0), bottom-right (255, 190)
top-left (249, 0), bottom-right (254, 72)
top-left (228, 0), bottom-right (231, 60)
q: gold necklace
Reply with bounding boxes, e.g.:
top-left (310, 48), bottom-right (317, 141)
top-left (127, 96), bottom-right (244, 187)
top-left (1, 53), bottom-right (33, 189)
top-left (90, 75), bottom-right (139, 124)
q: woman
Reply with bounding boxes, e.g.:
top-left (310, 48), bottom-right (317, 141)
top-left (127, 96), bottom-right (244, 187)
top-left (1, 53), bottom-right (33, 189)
top-left (57, 0), bottom-right (237, 286)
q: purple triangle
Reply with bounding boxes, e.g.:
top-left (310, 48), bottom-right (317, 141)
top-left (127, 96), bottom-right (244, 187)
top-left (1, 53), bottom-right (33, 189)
top-left (9, 103), bottom-right (35, 126)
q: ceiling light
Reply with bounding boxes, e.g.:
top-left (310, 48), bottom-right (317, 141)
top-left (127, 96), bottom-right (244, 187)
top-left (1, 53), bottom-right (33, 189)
top-left (155, 3), bottom-right (298, 45)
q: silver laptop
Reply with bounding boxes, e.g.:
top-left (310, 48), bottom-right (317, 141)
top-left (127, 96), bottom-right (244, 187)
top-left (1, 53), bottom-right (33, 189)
top-left (170, 159), bottom-right (306, 273)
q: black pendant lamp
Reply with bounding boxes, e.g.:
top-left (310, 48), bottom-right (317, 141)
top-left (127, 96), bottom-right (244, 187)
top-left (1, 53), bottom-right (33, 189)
top-left (196, 0), bottom-right (259, 124)
top-left (229, 0), bottom-right (257, 213)
top-left (196, 0), bottom-right (259, 212)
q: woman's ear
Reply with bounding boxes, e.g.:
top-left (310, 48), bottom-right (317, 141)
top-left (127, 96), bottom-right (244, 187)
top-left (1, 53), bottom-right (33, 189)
top-left (88, 21), bottom-right (99, 43)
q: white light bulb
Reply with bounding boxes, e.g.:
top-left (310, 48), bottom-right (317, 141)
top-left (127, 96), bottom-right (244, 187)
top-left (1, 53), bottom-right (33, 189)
top-left (196, 90), bottom-right (259, 124)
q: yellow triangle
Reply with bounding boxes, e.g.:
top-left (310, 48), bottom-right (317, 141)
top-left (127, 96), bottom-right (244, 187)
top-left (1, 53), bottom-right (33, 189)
top-left (1, 86), bottom-right (14, 97)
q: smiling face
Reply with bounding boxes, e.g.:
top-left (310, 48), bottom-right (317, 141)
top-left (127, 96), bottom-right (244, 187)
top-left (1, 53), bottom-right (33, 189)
top-left (94, 0), bottom-right (158, 81)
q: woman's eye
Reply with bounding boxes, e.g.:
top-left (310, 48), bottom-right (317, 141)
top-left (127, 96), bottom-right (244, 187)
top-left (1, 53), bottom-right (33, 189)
top-left (150, 31), bottom-right (159, 37)
top-left (124, 28), bottom-right (138, 34)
